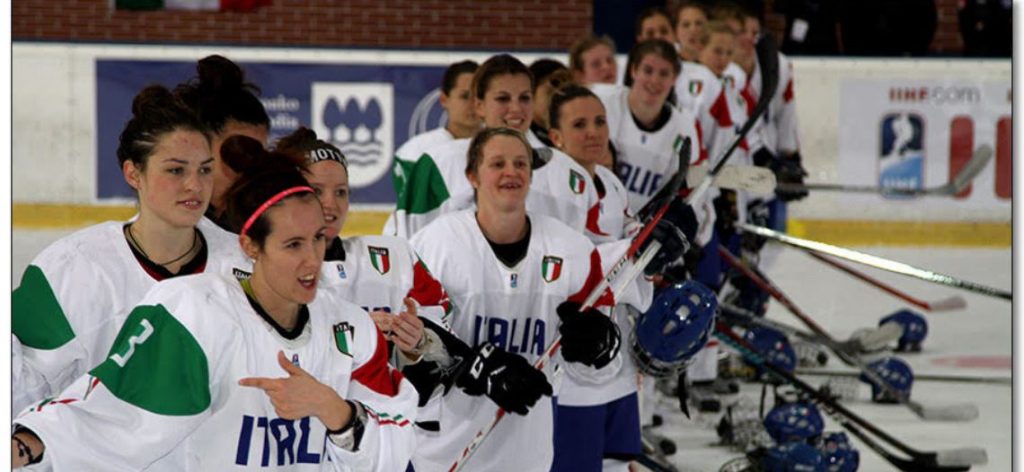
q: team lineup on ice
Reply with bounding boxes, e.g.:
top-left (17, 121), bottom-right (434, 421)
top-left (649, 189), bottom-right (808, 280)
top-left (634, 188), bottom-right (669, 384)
top-left (10, 3), bottom-right (1012, 472)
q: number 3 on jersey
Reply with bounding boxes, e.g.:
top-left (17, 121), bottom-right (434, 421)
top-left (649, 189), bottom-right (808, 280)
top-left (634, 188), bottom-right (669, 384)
top-left (109, 319), bottom-right (155, 367)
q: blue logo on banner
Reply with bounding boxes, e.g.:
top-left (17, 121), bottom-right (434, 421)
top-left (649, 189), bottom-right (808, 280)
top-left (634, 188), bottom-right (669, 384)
top-left (878, 112), bottom-right (925, 199)
top-left (95, 60), bottom-right (447, 203)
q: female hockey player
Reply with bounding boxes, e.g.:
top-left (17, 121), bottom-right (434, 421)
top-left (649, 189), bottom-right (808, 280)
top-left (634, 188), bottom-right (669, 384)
top-left (675, 1), bottom-right (710, 63)
top-left (390, 54), bottom-right (596, 239)
top-left (527, 58), bottom-right (570, 148)
top-left (568, 35), bottom-right (619, 86)
top-left (275, 127), bottom-right (453, 367)
top-left (546, 83), bottom-right (646, 471)
top-left (393, 60), bottom-right (480, 166)
top-left (11, 85), bottom-right (248, 414)
top-left (12, 148), bottom-right (418, 471)
top-left (386, 60), bottom-right (480, 236)
top-left (175, 54), bottom-right (271, 230)
top-left (408, 127), bottom-right (691, 471)
top-left (636, 6), bottom-right (676, 43)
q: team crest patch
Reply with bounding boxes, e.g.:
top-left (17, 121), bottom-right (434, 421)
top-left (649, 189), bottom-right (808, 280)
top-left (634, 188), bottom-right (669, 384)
top-left (688, 80), bottom-right (703, 95)
top-left (541, 256), bottom-right (563, 283)
top-left (368, 246), bottom-right (391, 275)
top-left (333, 322), bottom-right (354, 357)
top-left (569, 170), bottom-right (586, 194)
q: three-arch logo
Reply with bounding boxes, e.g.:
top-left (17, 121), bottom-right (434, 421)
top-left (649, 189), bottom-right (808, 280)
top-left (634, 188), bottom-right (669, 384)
top-left (312, 83), bottom-right (395, 188)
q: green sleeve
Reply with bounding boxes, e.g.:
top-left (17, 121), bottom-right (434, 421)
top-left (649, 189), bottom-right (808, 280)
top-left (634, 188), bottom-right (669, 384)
top-left (13, 265), bottom-right (76, 350)
top-left (90, 304), bottom-right (211, 416)
top-left (394, 154), bottom-right (451, 215)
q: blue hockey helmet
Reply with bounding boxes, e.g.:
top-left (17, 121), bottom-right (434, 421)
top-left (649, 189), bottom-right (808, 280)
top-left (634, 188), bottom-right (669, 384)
top-left (743, 326), bottom-right (797, 377)
top-left (859, 356), bottom-right (914, 403)
top-left (819, 431), bottom-right (860, 472)
top-left (761, 442), bottom-right (827, 472)
top-left (763, 401), bottom-right (825, 444)
top-left (631, 280), bottom-right (717, 378)
top-left (879, 309), bottom-right (928, 352)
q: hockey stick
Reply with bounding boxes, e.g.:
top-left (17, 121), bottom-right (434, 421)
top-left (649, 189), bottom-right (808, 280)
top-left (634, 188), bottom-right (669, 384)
top-left (805, 251), bottom-right (967, 312)
top-left (796, 367), bottom-right (1012, 386)
top-left (719, 302), bottom-right (900, 358)
top-left (719, 246), bottom-right (979, 422)
top-left (687, 164), bottom-right (777, 194)
top-left (776, 145), bottom-right (993, 197)
top-left (736, 223), bottom-right (1012, 301)
top-left (715, 322), bottom-right (988, 471)
top-left (450, 35), bottom-right (782, 471)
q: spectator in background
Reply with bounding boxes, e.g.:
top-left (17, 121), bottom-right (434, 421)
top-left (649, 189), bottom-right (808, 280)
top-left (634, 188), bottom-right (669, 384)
top-left (528, 58), bottom-right (571, 147)
top-left (569, 35), bottom-right (619, 86)
top-left (635, 6), bottom-right (676, 43)
top-left (674, 1), bottom-right (710, 63)
top-left (958, 0), bottom-right (1012, 57)
top-left (774, 0), bottom-right (842, 55)
top-left (175, 55), bottom-right (270, 231)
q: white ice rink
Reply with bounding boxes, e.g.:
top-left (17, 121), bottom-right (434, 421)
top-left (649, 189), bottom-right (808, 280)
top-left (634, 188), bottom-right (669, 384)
top-left (12, 230), bottom-right (1012, 471)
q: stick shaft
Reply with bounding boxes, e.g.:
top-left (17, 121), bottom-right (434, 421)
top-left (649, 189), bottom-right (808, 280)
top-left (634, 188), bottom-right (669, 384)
top-left (806, 251), bottom-right (936, 311)
top-left (737, 223), bottom-right (1012, 301)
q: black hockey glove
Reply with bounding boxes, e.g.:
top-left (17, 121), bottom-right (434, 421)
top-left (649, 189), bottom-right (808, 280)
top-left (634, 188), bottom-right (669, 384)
top-left (556, 301), bottom-right (621, 369)
top-left (755, 149), bottom-right (809, 202)
top-left (400, 318), bottom-right (475, 407)
top-left (660, 243), bottom-right (704, 284)
top-left (640, 199), bottom-right (697, 276)
top-left (455, 342), bottom-right (553, 415)
top-left (740, 200), bottom-right (772, 254)
top-left (713, 190), bottom-right (739, 236)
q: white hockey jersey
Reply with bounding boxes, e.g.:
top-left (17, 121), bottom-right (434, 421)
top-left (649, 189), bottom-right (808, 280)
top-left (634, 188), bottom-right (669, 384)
top-left (14, 272), bottom-right (418, 471)
top-left (409, 211), bottom-right (650, 471)
top-left (320, 235), bottom-right (452, 327)
top-left (385, 128), bottom-right (458, 236)
top-left (12, 218), bottom-right (249, 414)
top-left (593, 85), bottom-right (702, 215)
top-left (724, 53), bottom-right (800, 156)
top-left (388, 135), bottom-right (596, 240)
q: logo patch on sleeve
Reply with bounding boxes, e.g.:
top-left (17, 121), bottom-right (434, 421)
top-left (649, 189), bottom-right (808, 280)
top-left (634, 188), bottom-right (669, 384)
top-left (541, 256), bottom-right (563, 283)
top-left (688, 80), bottom-right (703, 95)
top-left (569, 170), bottom-right (586, 194)
top-left (368, 246), bottom-right (391, 275)
top-left (333, 322), bottom-right (355, 357)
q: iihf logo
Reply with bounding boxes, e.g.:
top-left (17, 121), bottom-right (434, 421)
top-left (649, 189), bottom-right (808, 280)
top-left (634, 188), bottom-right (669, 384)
top-left (878, 112), bottom-right (925, 198)
top-left (312, 83), bottom-right (395, 188)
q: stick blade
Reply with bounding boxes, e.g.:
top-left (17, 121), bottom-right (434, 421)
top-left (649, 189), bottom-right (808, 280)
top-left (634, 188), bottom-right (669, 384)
top-left (713, 166), bottom-right (777, 193)
top-left (936, 447), bottom-right (988, 467)
top-left (850, 322), bottom-right (903, 352)
top-left (927, 295), bottom-right (968, 312)
top-left (915, 402), bottom-right (981, 422)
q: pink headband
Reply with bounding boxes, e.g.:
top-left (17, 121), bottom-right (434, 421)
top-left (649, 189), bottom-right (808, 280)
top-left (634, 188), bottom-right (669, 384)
top-left (239, 186), bottom-right (315, 238)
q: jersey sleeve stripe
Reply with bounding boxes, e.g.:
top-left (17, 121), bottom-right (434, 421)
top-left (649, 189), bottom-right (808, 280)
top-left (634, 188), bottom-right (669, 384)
top-left (567, 249), bottom-right (615, 308)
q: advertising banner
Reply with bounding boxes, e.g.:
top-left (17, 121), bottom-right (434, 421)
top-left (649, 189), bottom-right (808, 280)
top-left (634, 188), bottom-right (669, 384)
top-left (96, 60), bottom-right (449, 203)
top-left (838, 79), bottom-right (1011, 207)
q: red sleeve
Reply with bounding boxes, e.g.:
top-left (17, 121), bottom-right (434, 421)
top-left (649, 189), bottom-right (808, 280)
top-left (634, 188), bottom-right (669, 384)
top-left (407, 259), bottom-right (452, 316)
top-left (585, 203), bottom-right (610, 237)
top-left (351, 327), bottom-right (403, 396)
top-left (567, 249), bottom-right (615, 308)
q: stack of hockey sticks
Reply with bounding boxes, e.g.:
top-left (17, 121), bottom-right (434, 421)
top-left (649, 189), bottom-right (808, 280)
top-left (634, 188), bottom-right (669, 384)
top-left (714, 321), bottom-right (988, 472)
top-left (735, 223), bottom-right (1012, 301)
top-left (718, 246), bottom-right (980, 422)
top-left (447, 32), bottom-right (784, 472)
top-left (776, 145), bottom-right (993, 197)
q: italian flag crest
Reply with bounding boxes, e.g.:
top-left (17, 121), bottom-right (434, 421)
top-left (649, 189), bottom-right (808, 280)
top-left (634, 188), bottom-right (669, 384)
top-left (688, 80), bottom-right (703, 95)
top-left (569, 170), bottom-right (586, 194)
top-left (368, 246), bottom-right (391, 275)
top-left (333, 322), bottom-right (354, 357)
top-left (541, 256), bottom-right (563, 283)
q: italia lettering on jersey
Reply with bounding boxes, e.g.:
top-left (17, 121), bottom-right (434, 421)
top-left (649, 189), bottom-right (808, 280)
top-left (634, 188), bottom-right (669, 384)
top-left (471, 315), bottom-right (546, 356)
top-left (234, 416), bottom-right (323, 467)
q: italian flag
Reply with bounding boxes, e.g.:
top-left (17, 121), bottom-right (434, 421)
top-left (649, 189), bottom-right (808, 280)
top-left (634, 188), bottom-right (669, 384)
top-left (116, 0), bottom-right (271, 12)
top-left (541, 256), bottom-right (563, 283)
